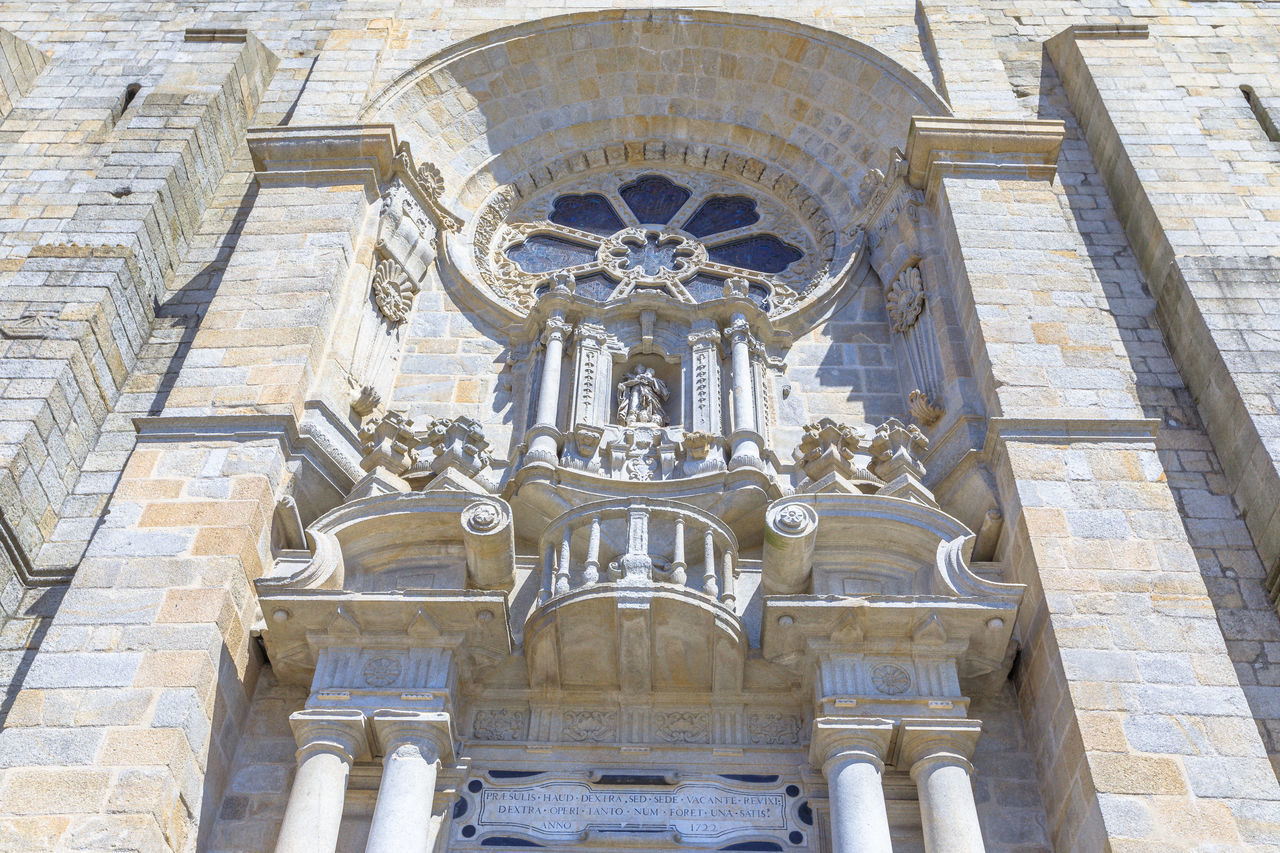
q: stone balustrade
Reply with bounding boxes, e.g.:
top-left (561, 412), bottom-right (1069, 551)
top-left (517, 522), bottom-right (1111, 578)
top-left (536, 498), bottom-right (738, 608)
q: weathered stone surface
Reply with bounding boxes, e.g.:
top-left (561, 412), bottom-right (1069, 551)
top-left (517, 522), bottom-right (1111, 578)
top-left (0, 3), bottom-right (1277, 852)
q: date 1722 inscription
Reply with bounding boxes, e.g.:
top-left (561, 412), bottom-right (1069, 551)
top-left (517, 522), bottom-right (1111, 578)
top-left (470, 779), bottom-right (796, 844)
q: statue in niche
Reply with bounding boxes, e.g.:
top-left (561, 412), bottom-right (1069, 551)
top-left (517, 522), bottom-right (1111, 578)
top-left (616, 365), bottom-right (669, 427)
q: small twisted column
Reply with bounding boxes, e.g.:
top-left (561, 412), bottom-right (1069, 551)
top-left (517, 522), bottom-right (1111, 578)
top-left (900, 719), bottom-right (985, 853)
top-left (365, 711), bottom-right (454, 853)
top-left (810, 717), bottom-right (895, 853)
top-left (275, 710), bottom-right (367, 853)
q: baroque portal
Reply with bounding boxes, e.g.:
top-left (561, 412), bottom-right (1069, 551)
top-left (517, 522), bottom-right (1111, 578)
top-left (6, 5), bottom-right (1280, 853)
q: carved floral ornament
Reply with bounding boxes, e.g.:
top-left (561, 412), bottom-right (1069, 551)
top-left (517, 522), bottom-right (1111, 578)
top-left (886, 265), bottom-right (926, 333)
top-left (371, 257), bottom-right (418, 324)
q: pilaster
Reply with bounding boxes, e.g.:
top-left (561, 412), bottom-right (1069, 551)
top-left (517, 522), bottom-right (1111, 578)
top-left (923, 115), bottom-right (1280, 849)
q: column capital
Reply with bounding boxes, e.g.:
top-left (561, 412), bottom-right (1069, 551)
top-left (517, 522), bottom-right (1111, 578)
top-left (371, 709), bottom-right (455, 764)
top-left (542, 313), bottom-right (572, 345)
top-left (289, 708), bottom-right (369, 763)
top-left (897, 717), bottom-right (982, 776)
top-left (809, 716), bottom-right (896, 774)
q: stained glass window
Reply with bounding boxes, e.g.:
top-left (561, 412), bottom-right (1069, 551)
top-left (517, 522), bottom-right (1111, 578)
top-left (507, 235), bottom-right (597, 274)
top-left (684, 273), bottom-right (725, 303)
top-left (683, 195), bottom-right (759, 238)
top-left (706, 235), bottom-right (802, 274)
top-left (620, 175), bottom-right (692, 224)
top-left (549, 193), bottom-right (624, 235)
top-left (573, 273), bottom-right (618, 301)
top-left (500, 171), bottom-right (812, 311)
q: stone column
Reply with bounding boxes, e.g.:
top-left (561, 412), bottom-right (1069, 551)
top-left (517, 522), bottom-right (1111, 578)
top-left (526, 311), bottom-right (571, 464)
top-left (275, 710), bottom-right (368, 853)
top-left (811, 717), bottom-right (895, 853)
top-left (724, 313), bottom-right (763, 469)
top-left (366, 710), bottom-right (455, 853)
top-left (899, 719), bottom-right (985, 853)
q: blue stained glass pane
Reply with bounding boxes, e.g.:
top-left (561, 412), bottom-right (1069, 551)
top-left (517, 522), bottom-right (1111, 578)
top-left (573, 273), bottom-right (618, 301)
top-left (548, 193), bottom-right (624, 235)
top-left (683, 195), bottom-right (760, 237)
top-left (619, 175), bottom-right (692, 224)
top-left (685, 273), bottom-right (725, 303)
top-left (748, 282), bottom-right (771, 310)
top-left (506, 235), bottom-right (597, 274)
top-left (707, 235), bottom-right (803, 273)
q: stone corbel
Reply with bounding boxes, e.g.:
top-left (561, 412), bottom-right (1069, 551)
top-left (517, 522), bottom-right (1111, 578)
top-left (904, 116), bottom-right (1066, 202)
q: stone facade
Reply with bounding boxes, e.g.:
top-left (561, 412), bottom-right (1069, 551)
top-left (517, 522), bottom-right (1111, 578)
top-left (0, 3), bottom-right (1277, 852)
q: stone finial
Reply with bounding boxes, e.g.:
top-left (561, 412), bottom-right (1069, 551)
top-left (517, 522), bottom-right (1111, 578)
top-left (792, 418), bottom-right (882, 494)
top-left (404, 416), bottom-right (493, 492)
top-left (870, 417), bottom-right (936, 506)
top-left (349, 410), bottom-right (419, 500)
top-left (359, 410), bottom-right (419, 476)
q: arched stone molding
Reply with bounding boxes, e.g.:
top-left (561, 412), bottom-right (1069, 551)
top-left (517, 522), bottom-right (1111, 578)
top-left (361, 10), bottom-right (950, 215)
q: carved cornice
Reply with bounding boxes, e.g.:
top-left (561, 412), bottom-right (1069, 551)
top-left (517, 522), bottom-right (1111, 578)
top-left (247, 124), bottom-right (461, 230)
top-left (904, 117), bottom-right (1067, 199)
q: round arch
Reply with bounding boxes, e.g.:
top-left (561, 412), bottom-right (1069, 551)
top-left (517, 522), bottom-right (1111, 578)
top-left (362, 9), bottom-right (950, 222)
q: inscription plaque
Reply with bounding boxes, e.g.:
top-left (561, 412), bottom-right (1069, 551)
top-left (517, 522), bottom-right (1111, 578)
top-left (455, 774), bottom-right (807, 848)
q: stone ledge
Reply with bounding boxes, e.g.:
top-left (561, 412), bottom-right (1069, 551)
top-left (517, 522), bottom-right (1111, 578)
top-left (247, 124), bottom-right (399, 187)
top-left (1067, 23), bottom-right (1149, 40)
top-left (905, 116), bottom-right (1066, 198)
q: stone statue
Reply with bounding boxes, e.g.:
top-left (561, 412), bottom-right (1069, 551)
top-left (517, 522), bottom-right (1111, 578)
top-left (616, 365), bottom-right (669, 427)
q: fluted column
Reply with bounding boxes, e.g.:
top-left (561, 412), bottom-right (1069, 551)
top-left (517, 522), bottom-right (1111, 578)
top-left (365, 710), bottom-right (455, 853)
top-left (527, 311), bottom-right (572, 464)
top-left (275, 710), bottom-right (368, 853)
top-left (900, 719), bottom-right (985, 853)
top-left (811, 717), bottom-right (896, 853)
top-left (724, 313), bottom-right (763, 469)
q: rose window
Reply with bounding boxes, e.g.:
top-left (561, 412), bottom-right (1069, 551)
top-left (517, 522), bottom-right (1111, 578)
top-left (485, 170), bottom-right (825, 314)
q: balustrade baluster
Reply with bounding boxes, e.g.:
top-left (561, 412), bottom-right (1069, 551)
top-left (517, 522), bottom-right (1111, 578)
top-left (721, 548), bottom-right (736, 608)
top-left (620, 504), bottom-right (653, 583)
top-left (554, 530), bottom-right (572, 595)
top-left (670, 515), bottom-right (687, 586)
top-left (540, 547), bottom-right (553, 602)
top-left (702, 528), bottom-right (719, 597)
top-left (584, 516), bottom-right (601, 586)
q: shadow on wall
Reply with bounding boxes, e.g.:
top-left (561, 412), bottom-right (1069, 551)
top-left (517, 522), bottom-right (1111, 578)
top-left (1037, 51), bottom-right (1280, 776)
top-left (149, 181), bottom-right (260, 416)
